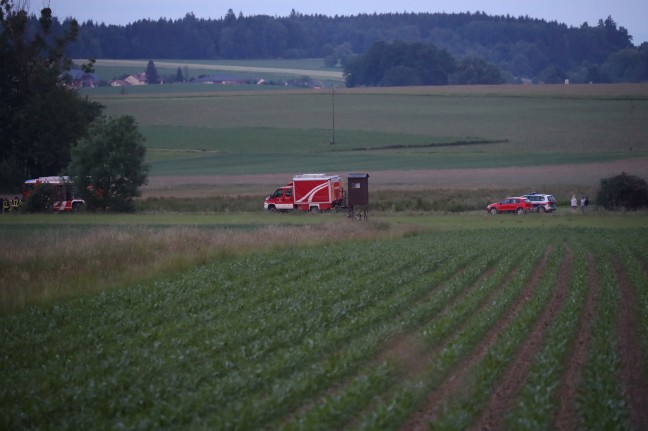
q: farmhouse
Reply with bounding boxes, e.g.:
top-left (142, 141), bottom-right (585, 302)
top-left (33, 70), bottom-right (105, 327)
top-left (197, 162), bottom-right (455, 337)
top-left (110, 73), bottom-right (147, 86)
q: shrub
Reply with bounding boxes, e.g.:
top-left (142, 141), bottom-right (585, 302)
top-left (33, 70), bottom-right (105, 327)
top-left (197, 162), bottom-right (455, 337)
top-left (21, 184), bottom-right (54, 213)
top-left (596, 172), bottom-right (648, 210)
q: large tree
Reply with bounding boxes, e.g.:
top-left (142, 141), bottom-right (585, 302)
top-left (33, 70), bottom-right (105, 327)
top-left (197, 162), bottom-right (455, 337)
top-left (68, 115), bottom-right (149, 212)
top-left (450, 56), bottom-right (505, 84)
top-left (0, 0), bottom-right (103, 191)
top-left (344, 41), bottom-right (457, 87)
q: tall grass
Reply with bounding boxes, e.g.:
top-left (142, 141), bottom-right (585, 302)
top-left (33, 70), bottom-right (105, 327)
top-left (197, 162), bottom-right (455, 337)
top-left (0, 221), bottom-right (405, 314)
top-left (135, 186), bottom-right (598, 213)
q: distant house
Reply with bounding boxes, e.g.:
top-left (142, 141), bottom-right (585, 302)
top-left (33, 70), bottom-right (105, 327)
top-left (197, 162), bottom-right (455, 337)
top-left (195, 74), bottom-right (244, 85)
top-left (125, 73), bottom-right (147, 86)
top-left (64, 69), bottom-right (100, 88)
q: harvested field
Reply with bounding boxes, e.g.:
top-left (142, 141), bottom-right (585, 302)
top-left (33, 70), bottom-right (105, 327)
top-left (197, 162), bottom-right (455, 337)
top-left (142, 158), bottom-right (648, 197)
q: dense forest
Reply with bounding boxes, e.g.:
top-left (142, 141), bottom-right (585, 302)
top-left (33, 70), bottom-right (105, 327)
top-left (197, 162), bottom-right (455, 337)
top-left (57, 10), bottom-right (647, 84)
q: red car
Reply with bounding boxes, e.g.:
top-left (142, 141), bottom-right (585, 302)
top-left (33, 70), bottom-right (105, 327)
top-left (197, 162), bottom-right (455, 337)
top-left (486, 197), bottom-right (533, 214)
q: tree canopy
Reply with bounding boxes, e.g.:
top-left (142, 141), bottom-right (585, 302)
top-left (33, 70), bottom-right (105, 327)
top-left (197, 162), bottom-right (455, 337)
top-left (0, 0), bottom-right (103, 191)
top-left (68, 115), bottom-right (149, 212)
top-left (596, 172), bottom-right (648, 210)
top-left (343, 41), bottom-right (504, 87)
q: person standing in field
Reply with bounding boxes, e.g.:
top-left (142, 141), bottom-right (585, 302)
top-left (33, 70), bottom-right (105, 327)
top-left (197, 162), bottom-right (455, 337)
top-left (571, 195), bottom-right (577, 213)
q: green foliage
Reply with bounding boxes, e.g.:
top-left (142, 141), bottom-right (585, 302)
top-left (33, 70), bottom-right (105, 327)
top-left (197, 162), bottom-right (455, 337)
top-left (21, 184), bottom-right (54, 213)
top-left (596, 172), bottom-right (648, 210)
top-left (0, 0), bottom-right (103, 190)
top-left (538, 65), bottom-right (567, 84)
top-left (450, 56), bottom-right (505, 85)
top-left (68, 115), bottom-right (150, 212)
top-left (344, 41), bottom-right (457, 87)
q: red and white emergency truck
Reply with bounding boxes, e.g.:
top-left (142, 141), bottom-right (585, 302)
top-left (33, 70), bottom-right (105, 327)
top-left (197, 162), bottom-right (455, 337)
top-left (264, 174), bottom-right (344, 212)
top-left (23, 176), bottom-right (86, 212)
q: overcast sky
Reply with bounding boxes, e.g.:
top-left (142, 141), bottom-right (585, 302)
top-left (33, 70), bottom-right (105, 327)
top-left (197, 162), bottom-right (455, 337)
top-left (43, 0), bottom-right (648, 45)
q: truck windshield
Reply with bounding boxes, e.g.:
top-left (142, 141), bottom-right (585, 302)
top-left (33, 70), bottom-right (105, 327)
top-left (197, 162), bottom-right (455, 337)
top-left (271, 189), bottom-right (284, 198)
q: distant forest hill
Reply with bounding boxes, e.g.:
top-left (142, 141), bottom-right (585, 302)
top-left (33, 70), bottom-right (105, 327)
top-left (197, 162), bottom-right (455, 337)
top-left (61, 10), bottom-right (647, 84)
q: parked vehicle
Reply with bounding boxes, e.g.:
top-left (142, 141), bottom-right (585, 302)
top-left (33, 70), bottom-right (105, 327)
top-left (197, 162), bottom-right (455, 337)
top-left (23, 176), bottom-right (85, 213)
top-left (486, 197), bottom-right (533, 214)
top-left (523, 193), bottom-right (557, 213)
top-left (264, 174), bottom-right (344, 212)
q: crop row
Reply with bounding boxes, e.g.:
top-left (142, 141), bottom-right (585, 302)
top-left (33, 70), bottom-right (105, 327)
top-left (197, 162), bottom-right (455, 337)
top-left (1, 228), bottom-right (647, 430)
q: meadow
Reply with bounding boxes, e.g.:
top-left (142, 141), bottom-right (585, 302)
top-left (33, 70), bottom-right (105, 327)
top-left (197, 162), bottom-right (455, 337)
top-left (2, 71), bottom-right (648, 429)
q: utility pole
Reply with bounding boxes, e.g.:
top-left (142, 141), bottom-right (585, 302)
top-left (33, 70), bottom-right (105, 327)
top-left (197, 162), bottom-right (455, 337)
top-left (331, 84), bottom-right (336, 144)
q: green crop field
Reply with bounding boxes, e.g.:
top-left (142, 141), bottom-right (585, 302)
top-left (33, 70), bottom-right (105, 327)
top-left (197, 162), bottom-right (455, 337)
top-left (1, 213), bottom-right (648, 430)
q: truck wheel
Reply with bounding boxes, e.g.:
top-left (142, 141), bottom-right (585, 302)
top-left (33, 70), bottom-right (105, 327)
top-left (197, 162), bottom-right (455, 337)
top-left (310, 206), bottom-right (319, 213)
top-left (267, 205), bottom-right (276, 212)
top-left (73, 203), bottom-right (85, 213)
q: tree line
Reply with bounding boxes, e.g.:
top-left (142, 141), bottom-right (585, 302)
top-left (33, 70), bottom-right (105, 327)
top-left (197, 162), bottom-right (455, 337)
top-left (344, 41), bottom-right (504, 87)
top-left (51, 9), bottom-right (648, 84)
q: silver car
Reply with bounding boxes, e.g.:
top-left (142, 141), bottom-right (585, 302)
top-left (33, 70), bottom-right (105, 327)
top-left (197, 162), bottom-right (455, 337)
top-left (523, 193), bottom-right (557, 213)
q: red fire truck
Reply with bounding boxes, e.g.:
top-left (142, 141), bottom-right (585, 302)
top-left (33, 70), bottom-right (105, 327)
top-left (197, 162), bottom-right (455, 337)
top-left (264, 174), bottom-right (344, 212)
top-left (23, 176), bottom-right (86, 212)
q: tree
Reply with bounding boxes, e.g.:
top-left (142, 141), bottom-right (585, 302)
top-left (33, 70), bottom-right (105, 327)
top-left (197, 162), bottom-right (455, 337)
top-left (450, 56), bottom-right (504, 84)
top-left (537, 65), bottom-right (567, 83)
top-left (174, 67), bottom-right (184, 82)
top-left (0, 0), bottom-right (103, 191)
top-left (602, 48), bottom-right (648, 82)
top-left (68, 116), bottom-right (150, 212)
top-left (343, 40), bottom-right (456, 87)
top-left (382, 66), bottom-right (421, 86)
top-left (596, 172), bottom-right (648, 210)
top-left (145, 59), bottom-right (160, 84)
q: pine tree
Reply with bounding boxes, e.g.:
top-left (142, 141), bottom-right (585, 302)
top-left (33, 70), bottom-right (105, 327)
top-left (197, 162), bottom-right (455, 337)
top-left (145, 60), bottom-right (160, 84)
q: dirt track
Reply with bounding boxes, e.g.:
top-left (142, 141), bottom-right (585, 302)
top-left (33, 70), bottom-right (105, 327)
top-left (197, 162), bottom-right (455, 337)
top-left (143, 158), bottom-right (648, 196)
